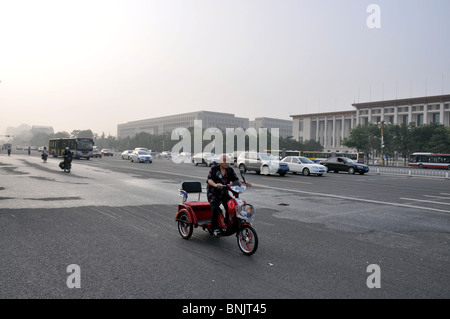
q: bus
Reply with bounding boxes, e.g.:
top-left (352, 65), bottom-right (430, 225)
top-left (408, 152), bottom-right (450, 169)
top-left (265, 150), bottom-right (365, 163)
top-left (49, 138), bottom-right (94, 159)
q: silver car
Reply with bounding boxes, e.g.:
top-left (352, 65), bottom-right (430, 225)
top-left (130, 150), bottom-right (153, 163)
top-left (121, 150), bottom-right (133, 160)
top-left (237, 152), bottom-right (289, 176)
top-left (192, 153), bottom-right (219, 166)
top-left (281, 156), bottom-right (327, 176)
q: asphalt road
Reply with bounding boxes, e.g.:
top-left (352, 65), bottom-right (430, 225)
top-left (1, 151), bottom-right (449, 299)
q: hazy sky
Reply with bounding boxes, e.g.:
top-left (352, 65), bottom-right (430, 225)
top-left (1, 0), bottom-right (449, 137)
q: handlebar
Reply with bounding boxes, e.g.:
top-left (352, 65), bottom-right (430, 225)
top-left (227, 184), bottom-right (247, 194)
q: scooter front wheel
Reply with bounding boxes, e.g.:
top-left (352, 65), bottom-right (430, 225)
top-left (237, 225), bottom-right (258, 256)
top-left (177, 212), bottom-right (193, 239)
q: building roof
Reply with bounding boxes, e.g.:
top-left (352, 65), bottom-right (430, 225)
top-left (352, 94), bottom-right (450, 109)
top-left (290, 110), bottom-right (356, 119)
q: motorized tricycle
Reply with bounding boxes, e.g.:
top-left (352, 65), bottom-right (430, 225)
top-left (175, 170), bottom-right (258, 255)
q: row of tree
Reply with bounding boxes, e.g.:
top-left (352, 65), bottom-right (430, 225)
top-left (24, 128), bottom-right (324, 154)
top-left (342, 123), bottom-right (450, 164)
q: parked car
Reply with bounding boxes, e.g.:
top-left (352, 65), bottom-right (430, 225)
top-left (172, 152), bottom-right (191, 163)
top-left (281, 156), bottom-right (327, 176)
top-left (158, 151), bottom-right (172, 159)
top-left (129, 150), bottom-right (153, 163)
top-left (92, 148), bottom-right (102, 158)
top-left (101, 149), bottom-right (113, 156)
top-left (192, 153), bottom-right (219, 166)
top-left (322, 157), bottom-right (369, 175)
top-left (237, 152), bottom-right (289, 176)
top-left (121, 150), bottom-right (133, 159)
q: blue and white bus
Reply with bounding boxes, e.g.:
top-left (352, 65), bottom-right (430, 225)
top-left (49, 138), bottom-right (94, 159)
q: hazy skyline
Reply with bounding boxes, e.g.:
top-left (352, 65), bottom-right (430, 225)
top-left (1, 0), bottom-right (449, 137)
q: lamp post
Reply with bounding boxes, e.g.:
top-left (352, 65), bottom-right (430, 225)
top-left (377, 120), bottom-right (390, 166)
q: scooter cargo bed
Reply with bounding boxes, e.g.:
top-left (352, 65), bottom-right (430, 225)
top-left (184, 201), bottom-right (212, 221)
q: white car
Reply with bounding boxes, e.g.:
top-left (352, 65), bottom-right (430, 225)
top-left (130, 150), bottom-right (153, 163)
top-left (121, 150), bottom-right (133, 159)
top-left (192, 153), bottom-right (219, 166)
top-left (281, 156), bottom-right (327, 176)
top-left (237, 152), bottom-right (289, 176)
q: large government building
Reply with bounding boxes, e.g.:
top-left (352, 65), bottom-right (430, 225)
top-left (117, 111), bottom-right (293, 139)
top-left (249, 117), bottom-right (293, 138)
top-left (117, 111), bottom-right (249, 138)
top-left (291, 94), bottom-right (450, 152)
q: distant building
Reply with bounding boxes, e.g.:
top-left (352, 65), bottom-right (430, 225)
top-left (31, 125), bottom-right (54, 135)
top-left (117, 111), bottom-right (249, 138)
top-left (291, 110), bottom-right (357, 152)
top-left (290, 94), bottom-right (450, 152)
top-left (353, 94), bottom-right (450, 126)
top-left (249, 117), bottom-right (293, 138)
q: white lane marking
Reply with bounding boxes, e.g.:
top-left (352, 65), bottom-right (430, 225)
top-left (257, 186), bottom-right (450, 214)
top-left (423, 195), bottom-right (450, 200)
top-left (399, 198), bottom-right (450, 206)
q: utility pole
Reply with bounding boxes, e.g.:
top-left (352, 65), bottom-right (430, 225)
top-left (377, 121), bottom-right (389, 166)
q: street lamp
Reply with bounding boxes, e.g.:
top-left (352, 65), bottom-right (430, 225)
top-left (377, 120), bottom-right (390, 165)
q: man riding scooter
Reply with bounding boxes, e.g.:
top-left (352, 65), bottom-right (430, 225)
top-left (206, 154), bottom-right (251, 237)
top-left (62, 147), bottom-right (73, 172)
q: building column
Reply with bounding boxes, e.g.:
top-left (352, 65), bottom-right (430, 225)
top-left (440, 102), bottom-right (445, 125)
top-left (324, 117), bottom-right (328, 147)
top-left (368, 108), bottom-right (372, 124)
top-left (332, 116), bottom-right (336, 148)
top-left (341, 115), bottom-right (345, 147)
top-left (356, 109), bottom-right (360, 126)
top-left (394, 105), bottom-right (398, 125)
top-left (423, 103), bottom-right (428, 124)
top-left (408, 104), bottom-right (412, 125)
top-left (381, 107), bottom-right (385, 121)
top-left (316, 117), bottom-right (320, 144)
top-left (292, 118), bottom-right (299, 141)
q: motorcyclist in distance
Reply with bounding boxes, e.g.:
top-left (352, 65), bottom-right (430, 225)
top-left (62, 147), bottom-right (73, 170)
top-left (41, 146), bottom-right (48, 163)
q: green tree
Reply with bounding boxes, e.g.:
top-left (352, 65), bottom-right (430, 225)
top-left (342, 124), bottom-right (379, 163)
top-left (428, 125), bottom-right (450, 153)
top-left (53, 131), bottom-right (70, 138)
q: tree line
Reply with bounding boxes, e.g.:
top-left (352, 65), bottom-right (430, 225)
top-left (25, 128), bottom-right (324, 154)
top-left (342, 123), bottom-right (450, 164)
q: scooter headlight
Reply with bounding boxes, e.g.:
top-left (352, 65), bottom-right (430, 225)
top-left (237, 204), bottom-right (255, 221)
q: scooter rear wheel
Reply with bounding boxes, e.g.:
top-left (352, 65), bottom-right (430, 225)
top-left (237, 225), bottom-right (258, 256)
top-left (177, 212), bottom-right (193, 239)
